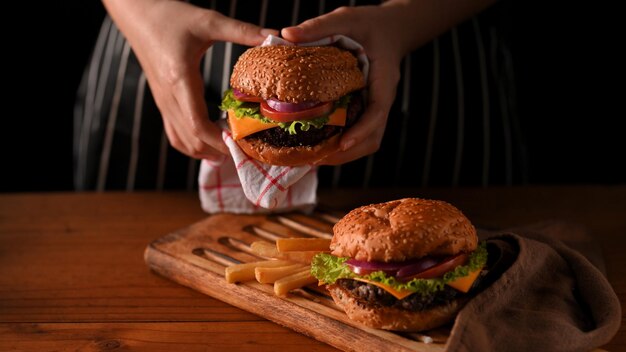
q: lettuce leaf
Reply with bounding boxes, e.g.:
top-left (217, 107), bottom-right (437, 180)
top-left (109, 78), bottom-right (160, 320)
top-left (219, 89), bottom-right (268, 122)
top-left (310, 253), bottom-right (353, 284)
top-left (280, 116), bottom-right (328, 134)
top-left (310, 241), bottom-right (488, 297)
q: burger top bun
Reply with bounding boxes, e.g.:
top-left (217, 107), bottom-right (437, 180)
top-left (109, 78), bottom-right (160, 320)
top-left (230, 45), bottom-right (365, 103)
top-left (331, 198), bottom-right (477, 262)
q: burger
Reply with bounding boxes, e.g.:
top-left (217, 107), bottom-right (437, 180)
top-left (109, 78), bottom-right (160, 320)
top-left (311, 198), bottom-right (488, 331)
top-left (219, 45), bottom-right (365, 166)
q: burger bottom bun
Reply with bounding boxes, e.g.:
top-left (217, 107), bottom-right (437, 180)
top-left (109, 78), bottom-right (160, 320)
top-left (328, 285), bottom-right (463, 332)
top-left (236, 133), bottom-right (342, 166)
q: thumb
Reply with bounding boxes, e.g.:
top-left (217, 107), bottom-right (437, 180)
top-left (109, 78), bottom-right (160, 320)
top-left (281, 7), bottom-right (356, 42)
top-left (195, 9), bottom-right (278, 46)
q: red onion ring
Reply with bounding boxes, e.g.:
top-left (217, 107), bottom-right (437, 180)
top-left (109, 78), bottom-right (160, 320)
top-left (346, 259), bottom-right (404, 276)
top-left (266, 99), bottom-right (321, 113)
top-left (346, 257), bottom-right (441, 278)
top-left (232, 88), bottom-right (248, 99)
top-left (395, 258), bottom-right (439, 278)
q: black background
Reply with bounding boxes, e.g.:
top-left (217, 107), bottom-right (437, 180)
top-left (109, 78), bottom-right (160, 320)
top-left (2, 1), bottom-right (623, 192)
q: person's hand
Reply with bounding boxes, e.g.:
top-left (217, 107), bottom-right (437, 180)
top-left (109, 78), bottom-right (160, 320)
top-left (282, 5), bottom-right (408, 165)
top-left (282, 0), bottom-right (494, 164)
top-left (104, 0), bottom-right (277, 159)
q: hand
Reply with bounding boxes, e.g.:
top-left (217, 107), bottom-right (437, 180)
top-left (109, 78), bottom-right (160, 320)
top-left (282, 6), bottom-right (404, 165)
top-left (282, 0), bottom-right (494, 164)
top-left (104, 0), bottom-right (277, 159)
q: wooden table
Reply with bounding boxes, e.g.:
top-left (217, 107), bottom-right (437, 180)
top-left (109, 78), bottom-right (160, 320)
top-left (1, 186), bottom-right (624, 351)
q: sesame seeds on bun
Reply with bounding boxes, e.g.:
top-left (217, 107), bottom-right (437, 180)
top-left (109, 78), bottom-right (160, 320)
top-left (230, 45), bottom-right (365, 103)
top-left (331, 198), bottom-right (477, 262)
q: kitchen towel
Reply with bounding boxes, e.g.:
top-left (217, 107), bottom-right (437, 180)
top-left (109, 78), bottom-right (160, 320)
top-left (446, 221), bottom-right (621, 351)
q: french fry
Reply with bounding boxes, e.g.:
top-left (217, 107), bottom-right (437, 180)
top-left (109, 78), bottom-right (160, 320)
top-left (250, 241), bottom-right (319, 264)
top-left (274, 267), bottom-right (318, 296)
top-left (255, 264), bottom-right (305, 284)
top-left (250, 241), bottom-right (280, 258)
top-left (276, 238), bottom-right (331, 252)
top-left (224, 259), bottom-right (293, 283)
top-left (280, 251), bottom-right (320, 264)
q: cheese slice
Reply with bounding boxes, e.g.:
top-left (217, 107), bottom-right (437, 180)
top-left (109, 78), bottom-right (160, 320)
top-left (446, 268), bottom-right (482, 293)
top-left (227, 108), bottom-right (347, 141)
top-left (353, 278), bottom-right (415, 300)
top-left (228, 110), bottom-right (275, 140)
top-left (327, 108), bottom-right (347, 126)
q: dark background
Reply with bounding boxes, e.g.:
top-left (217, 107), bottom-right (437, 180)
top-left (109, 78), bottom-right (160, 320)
top-left (3, 1), bottom-right (623, 192)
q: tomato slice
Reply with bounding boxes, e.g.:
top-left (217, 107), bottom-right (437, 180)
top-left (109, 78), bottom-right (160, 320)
top-left (400, 253), bottom-right (468, 281)
top-left (260, 101), bottom-right (333, 123)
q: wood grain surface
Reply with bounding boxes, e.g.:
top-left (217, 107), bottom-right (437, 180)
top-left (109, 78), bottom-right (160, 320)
top-left (1, 186), bottom-right (624, 351)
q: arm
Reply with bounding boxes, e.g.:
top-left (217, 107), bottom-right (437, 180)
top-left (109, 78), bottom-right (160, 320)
top-left (282, 0), bottom-right (496, 165)
top-left (102, 0), bottom-right (276, 159)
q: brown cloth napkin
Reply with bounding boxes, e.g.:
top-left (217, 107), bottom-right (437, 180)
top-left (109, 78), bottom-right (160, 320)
top-left (446, 221), bottom-right (621, 352)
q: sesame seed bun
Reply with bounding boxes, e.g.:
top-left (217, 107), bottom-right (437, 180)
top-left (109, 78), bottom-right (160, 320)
top-left (328, 284), bottom-right (463, 331)
top-left (331, 198), bottom-right (477, 262)
top-left (235, 133), bottom-right (341, 166)
top-left (230, 45), bottom-right (365, 103)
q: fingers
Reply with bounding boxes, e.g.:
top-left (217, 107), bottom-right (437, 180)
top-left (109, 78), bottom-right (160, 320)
top-left (163, 109), bottom-right (224, 160)
top-left (317, 99), bottom-right (388, 165)
top-left (194, 9), bottom-right (278, 46)
top-left (172, 69), bottom-right (230, 156)
top-left (154, 66), bottom-right (228, 159)
top-left (342, 70), bottom-right (397, 145)
top-left (317, 127), bottom-right (385, 166)
top-left (320, 60), bottom-right (399, 165)
top-left (281, 6), bottom-right (358, 42)
top-left (338, 102), bottom-right (388, 153)
top-left (315, 102), bottom-right (387, 165)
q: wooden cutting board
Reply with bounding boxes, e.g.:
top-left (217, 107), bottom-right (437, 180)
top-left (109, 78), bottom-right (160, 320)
top-left (144, 210), bottom-right (450, 352)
